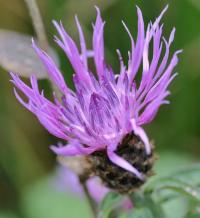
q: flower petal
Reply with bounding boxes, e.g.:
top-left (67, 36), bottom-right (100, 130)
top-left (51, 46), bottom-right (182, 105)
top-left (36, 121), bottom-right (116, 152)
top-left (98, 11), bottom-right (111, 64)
top-left (93, 7), bottom-right (105, 78)
top-left (107, 147), bottom-right (144, 180)
top-left (131, 119), bottom-right (151, 155)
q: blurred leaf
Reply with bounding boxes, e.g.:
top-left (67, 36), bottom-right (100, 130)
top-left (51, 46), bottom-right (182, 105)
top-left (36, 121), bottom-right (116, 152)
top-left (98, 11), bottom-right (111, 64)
top-left (0, 30), bottom-right (58, 79)
top-left (145, 178), bottom-right (200, 203)
top-left (131, 192), bottom-right (165, 218)
top-left (184, 207), bottom-right (200, 218)
top-left (148, 151), bottom-right (194, 181)
top-left (188, 0), bottom-right (200, 11)
top-left (98, 192), bottom-right (123, 218)
top-left (170, 164), bottom-right (200, 186)
top-left (162, 196), bottom-right (188, 218)
top-left (127, 208), bottom-right (154, 218)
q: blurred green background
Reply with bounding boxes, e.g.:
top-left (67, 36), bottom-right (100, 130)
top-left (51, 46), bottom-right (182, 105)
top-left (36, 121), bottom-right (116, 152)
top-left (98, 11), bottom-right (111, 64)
top-left (0, 0), bottom-right (200, 217)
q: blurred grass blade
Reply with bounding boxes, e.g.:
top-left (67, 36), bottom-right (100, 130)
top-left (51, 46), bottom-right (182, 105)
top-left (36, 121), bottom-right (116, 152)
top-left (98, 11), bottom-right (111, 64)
top-left (0, 30), bottom-right (58, 79)
top-left (98, 192), bottom-right (123, 218)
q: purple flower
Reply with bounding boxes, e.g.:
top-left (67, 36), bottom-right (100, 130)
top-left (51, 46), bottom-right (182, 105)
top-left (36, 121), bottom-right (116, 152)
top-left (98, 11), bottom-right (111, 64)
top-left (10, 6), bottom-right (181, 180)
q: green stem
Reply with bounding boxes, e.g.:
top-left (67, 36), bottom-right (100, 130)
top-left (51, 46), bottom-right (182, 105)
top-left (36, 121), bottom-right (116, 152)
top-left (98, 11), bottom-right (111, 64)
top-left (24, 0), bottom-right (62, 98)
top-left (79, 176), bottom-right (98, 218)
top-left (24, 0), bottom-right (48, 51)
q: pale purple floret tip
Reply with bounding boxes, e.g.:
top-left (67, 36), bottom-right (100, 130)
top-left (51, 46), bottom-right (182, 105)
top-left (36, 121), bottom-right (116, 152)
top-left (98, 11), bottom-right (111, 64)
top-left (10, 5), bottom-right (181, 180)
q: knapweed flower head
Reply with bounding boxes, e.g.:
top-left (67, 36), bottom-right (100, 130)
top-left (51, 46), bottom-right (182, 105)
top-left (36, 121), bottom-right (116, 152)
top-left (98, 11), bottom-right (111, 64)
top-left (11, 5), bottom-right (181, 192)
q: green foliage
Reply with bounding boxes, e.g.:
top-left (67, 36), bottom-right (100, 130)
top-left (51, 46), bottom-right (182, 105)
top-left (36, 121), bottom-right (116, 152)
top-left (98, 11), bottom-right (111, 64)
top-left (184, 209), bottom-right (200, 218)
top-left (98, 165), bottom-right (200, 218)
top-left (145, 177), bottom-right (200, 203)
top-left (98, 192), bottom-right (123, 218)
top-left (130, 193), bottom-right (166, 218)
top-left (171, 164), bottom-right (200, 186)
top-left (127, 208), bottom-right (154, 218)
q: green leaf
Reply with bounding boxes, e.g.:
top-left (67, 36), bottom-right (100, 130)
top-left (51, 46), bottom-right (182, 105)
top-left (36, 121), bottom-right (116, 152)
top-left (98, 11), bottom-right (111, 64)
top-left (162, 197), bottom-right (188, 218)
top-left (127, 208), bottom-right (154, 218)
top-left (184, 202), bottom-right (200, 218)
top-left (183, 199), bottom-right (200, 218)
top-left (145, 178), bottom-right (200, 203)
top-left (184, 207), bottom-right (200, 218)
top-left (130, 192), bottom-right (166, 218)
top-left (98, 192), bottom-right (123, 218)
top-left (171, 164), bottom-right (200, 186)
top-left (0, 30), bottom-right (59, 79)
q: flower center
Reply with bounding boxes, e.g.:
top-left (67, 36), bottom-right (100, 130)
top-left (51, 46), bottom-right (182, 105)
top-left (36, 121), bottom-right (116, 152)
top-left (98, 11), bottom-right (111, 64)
top-left (88, 133), bottom-right (155, 194)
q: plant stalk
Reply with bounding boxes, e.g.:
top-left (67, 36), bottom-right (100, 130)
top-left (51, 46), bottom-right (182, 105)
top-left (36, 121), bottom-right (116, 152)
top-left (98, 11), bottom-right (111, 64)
top-left (79, 176), bottom-right (98, 218)
top-left (24, 0), bottom-right (62, 98)
top-left (24, 0), bottom-right (48, 51)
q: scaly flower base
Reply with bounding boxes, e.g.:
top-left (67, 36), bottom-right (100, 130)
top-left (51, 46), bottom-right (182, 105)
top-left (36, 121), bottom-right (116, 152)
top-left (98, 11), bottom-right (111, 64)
top-left (89, 134), bottom-right (155, 194)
